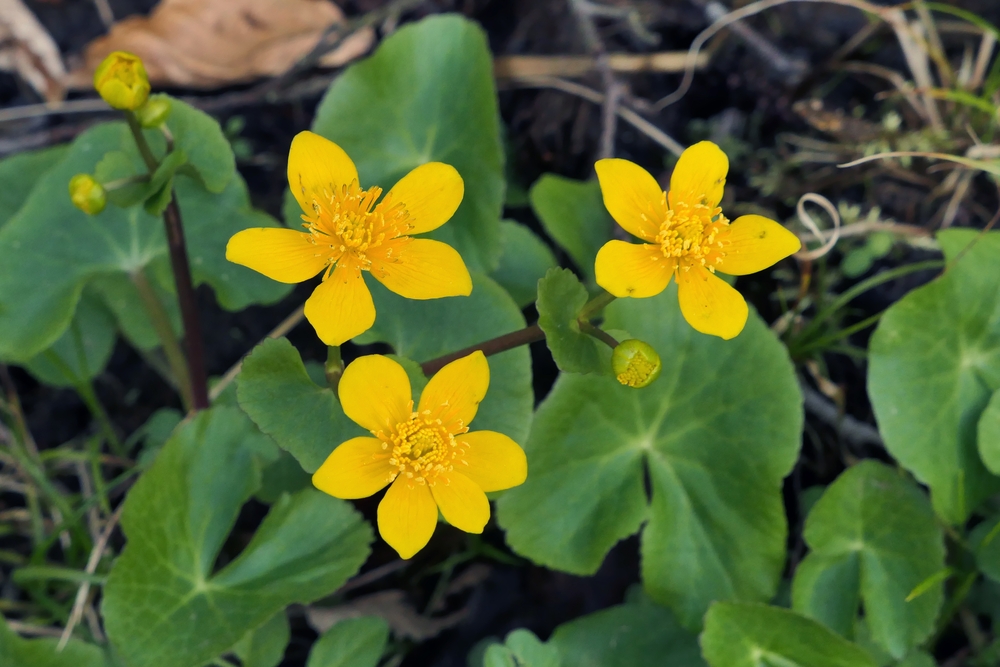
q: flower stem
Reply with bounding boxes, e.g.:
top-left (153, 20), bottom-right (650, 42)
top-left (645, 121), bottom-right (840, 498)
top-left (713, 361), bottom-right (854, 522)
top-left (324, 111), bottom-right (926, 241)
top-left (130, 270), bottom-right (193, 411)
top-left (420, 325), bottom-right (545, 376)
top-left (325, 346), bottom-right (344, 396)
top-left (418, 292), bottom-right (617, 376)
top-left (579, 321), bottom-right (620, 349)
top-left (125, 110), bottom-right (209, 411)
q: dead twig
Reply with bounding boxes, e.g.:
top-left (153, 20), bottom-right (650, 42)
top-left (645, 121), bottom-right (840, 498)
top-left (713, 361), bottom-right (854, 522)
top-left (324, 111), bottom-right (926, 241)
top-left (493, 51), bottom-right (710, 78)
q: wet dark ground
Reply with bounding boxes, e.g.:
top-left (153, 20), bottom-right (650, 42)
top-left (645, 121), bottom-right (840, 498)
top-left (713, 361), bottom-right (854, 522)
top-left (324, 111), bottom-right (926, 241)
top-left (4, 0), bottom-right (1000, 664)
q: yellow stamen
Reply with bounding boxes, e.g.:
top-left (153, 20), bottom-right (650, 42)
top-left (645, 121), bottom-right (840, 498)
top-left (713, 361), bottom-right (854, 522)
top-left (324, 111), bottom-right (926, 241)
top-left (379, 408), bottom-right (468, 486)
top-left (299, 180), bottom-right (412, 277)
top-left (654, 197), bottom-right (729, 275)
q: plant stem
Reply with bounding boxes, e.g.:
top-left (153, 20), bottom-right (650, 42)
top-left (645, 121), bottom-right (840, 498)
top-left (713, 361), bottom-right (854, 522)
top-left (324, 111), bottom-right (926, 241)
top-left (325, 346), bottom-right (344, 396)
top-left (73, 380), bottom-right (123, 456)
top-left (579, 320), bottom-right (620, 349)
top-left (162, 196), bottom-right (209, 410)
top-left (419, 292), bottom-right (616, 376)
top-left (420, 325), bottom-right (545, 376)
top-left (125, 111), bottom-right (209, 411)
top-left (130, 270), bottom-right (193, 411)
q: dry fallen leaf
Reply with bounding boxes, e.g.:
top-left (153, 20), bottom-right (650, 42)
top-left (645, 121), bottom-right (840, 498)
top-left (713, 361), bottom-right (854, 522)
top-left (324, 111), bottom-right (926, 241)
top-left (67, 0), bottom-right (374, 90)
top-left (0, 0), bottom-right (66, 102)
top-left (305, 590), bottom-right (469, 642)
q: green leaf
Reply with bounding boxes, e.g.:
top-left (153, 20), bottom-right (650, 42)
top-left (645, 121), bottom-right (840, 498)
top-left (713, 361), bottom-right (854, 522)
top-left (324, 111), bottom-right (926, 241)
top-left (0, 122), bottom-right (289, 363)
top-left (0, 145), bottom-right (67, 227)
top-left (536, 267), bottom-right (605, 374)
top-left (971, 516), bottom-right (1000, 583)
top-left (22, 290), bottom-right (116, 387)
top-left (868, 229), bottom-right (1000, 524)
top-left (490, 220), bottom-right (557, 307)
top-left (149, 93), bottom-right (235, 194)
top-left (311, 15), bottom-right (504, 272)
top-left (700, 603), bottom-right (878, 667)
top-left (504, 629), bottom-right (560, 667)
top-left (550, 599), bottom-right (703, 667)
top-left (95, 147), bottom-right (186, 213)
top-left (238, 337), bottom-right (364, 474)
top-left (255, 449), bottom-right (312, 504)
top-left (977, 388), bottom-right (1000, 474)
top-left (529, 175), bottom-right (612, 282)
top-left (87, 273), bottom-right (180, 351)
top-left (497, 285), bottom-right (802, 628)
top-left (0, 618), bottom-right (109, 667)
top-left (306, 616), bottom-right (389, 667)
top-left (791, 461), bottom-right (945, 659)
top-left (101, 406), bottom-right (372, 667)
top-left (356, 272), bottom-right (533, 445)
top-left (230, 610), bottom-right (290, 667)
top-left (896, 651), bottom-right (936, 667)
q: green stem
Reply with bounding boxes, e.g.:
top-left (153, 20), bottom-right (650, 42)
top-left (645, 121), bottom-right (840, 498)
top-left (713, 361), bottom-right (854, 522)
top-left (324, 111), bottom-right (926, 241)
top-left (325, 346), bottom-right (344, 396)
top-left (69, 322), bottom-right (124, 454)
top-left (579, 290), bottom-right (616, 320)
top-left (12, 566), bottom-right (107, 586)
top-left (124, 111), bottom-right (158, 172)
top-left (131, 270), bottom-right (193, 411)
top-left (579, 320), bottom-right (620, 349)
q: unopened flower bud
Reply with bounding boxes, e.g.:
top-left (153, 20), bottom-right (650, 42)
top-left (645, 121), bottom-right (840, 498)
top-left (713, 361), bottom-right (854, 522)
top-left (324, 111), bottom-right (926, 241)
top-left (612, 339), bottom-right (662, 388)
top-left (69, 174), bottom-right (107, 215)
top-left (135, 96), bottom-right (171, 128)
top-left (93, 51), bottom-right (150, 111)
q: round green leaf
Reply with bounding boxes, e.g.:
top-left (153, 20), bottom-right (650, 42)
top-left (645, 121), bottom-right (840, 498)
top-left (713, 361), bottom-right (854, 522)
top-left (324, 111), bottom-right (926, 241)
top-left (23, 290), bottom-right (116, 387)
top-left (490, 220), bottom-right (557, 307)
top-left (148, 93), bottom-right (236, 194)
top-left (0, 122), bottom-right (289, 362)
top-left (311, 15), bottom-right (504, 272)
top-left (306, 616), bottom-right (389, 667)
top-left (550, 600), bottom-right (703, 667)
top-left (231, 610), bottom-right (290, 667)
top-left (536, 267), bottom-right (605, 375)
top-left (700, 603), bottom-right (877, 667)
top-left (497, 286), bottom-right (802, 628)
top-left (0, 145), bottom-right (67, 227)
top-left (977, 388), bottom-right (1000, 474)
top-left (356, 272), bottom-right (533, 445)
top-left (791, 461), bottom-right (945, 659)
top-left (102, 406), bottom-right (372, 667)
top-left (869, 229), bottom-right (1000, 524)
top-left (528, 175), bottom-right (612, 282)
top-left (237, 337), bottom-right (364, 474)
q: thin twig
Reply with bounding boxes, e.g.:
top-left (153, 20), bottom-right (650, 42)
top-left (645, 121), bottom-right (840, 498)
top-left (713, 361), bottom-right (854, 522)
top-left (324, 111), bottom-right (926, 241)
top-left (504, 75), bottom-right (684, 155)
top-left (208, 304), bottom-right (306, 402)
top-left (57, 502), bottom-right (125, 651)
top-left (421, 325), bottom-right (545, 377)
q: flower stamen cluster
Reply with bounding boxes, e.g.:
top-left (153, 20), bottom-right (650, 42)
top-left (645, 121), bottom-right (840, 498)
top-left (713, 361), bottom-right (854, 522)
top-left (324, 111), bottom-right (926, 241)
top-left (378, 408), bottom-right (470, 486)
top-left (655, 200), bottom-right (729, 274)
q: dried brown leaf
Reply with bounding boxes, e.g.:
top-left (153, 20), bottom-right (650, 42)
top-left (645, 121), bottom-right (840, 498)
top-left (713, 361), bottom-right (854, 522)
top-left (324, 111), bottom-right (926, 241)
top-left (67, 0), bottom-right (373, 90)
top-left (0, 0), bottom-right (66, 101)
top-left (305, 590), bottom-right (469, 642)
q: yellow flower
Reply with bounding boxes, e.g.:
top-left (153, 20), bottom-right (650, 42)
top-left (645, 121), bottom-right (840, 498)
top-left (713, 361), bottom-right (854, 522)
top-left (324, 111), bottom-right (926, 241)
top-left (68, 174), bottom-right (107, 215)
top-left (93, 51), bottom-right (150, 111)
top-left (312, 352), bottom-right (527, 559)
top-left (226, 131), bottom-right (472, 346)
top-left (594, 141), bottom-right (801, 340)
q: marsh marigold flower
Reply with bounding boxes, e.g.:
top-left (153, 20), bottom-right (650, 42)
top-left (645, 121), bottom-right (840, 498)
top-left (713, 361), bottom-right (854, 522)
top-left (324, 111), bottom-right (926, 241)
top-left (226, 131), bottom-right (472, 346)
top-left (93, 51), bottom-right (150, 111)
top-left (594, 141), bottom-right (801, 339)
top-left (312, 352), bottom-right (527, 559)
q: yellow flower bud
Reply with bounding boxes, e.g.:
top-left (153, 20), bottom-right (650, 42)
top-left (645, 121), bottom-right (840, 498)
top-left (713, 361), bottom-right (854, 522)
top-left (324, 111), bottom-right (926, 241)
top-left (135, 96), bottom-right (171, 128)
top-left (93, 51), bottom-right (150, 111)
top-left (612, 339), bottom-right (662, 388)
top-left (69, 174), bottom-right (107, 215)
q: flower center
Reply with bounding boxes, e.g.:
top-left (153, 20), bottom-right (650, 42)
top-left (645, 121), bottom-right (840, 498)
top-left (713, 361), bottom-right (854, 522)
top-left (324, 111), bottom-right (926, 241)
top-left (301, 180), bottom-right (411, 274)
top-left (655, 200), bottom-right (729, 273)
top-left (381, 412), bottom-right (466, 485)
top-left (616, 353), bottom-right (656, 388)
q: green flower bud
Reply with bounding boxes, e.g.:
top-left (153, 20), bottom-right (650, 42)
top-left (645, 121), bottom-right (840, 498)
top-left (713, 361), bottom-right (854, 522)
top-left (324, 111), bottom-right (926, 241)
top-left (135, 96), bottom-right (171, 128)
top-left (69, 174), bottom-right (107, 215)
top-left (93, 51), bottom-right (150, 111)
top-left (612, 339), bottom-right (662, 388)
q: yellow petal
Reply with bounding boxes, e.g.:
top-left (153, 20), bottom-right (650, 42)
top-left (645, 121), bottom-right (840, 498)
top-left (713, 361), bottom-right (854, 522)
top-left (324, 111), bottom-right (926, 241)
top-left (312, 437), bottom-right (393, 499)
top-left (287, 131), bottom-right (359, 214)
top-left (595, 240), bottom-right (674, 298)
top-left (456, 430), bottom-right (527, 492)
top-left (225, 228), bottom-right (327, 284)
top-left (303, 261), bottom-right (375, 346)
top-left (418, 350), bottom-right (489, 431)
top-left (430, 471), bottom-right (490, 534)
top-left (594, 158), bottom-right (663, 241)
top-left (668, 141), bottom-right (728, 209)
top-left (378, 476), bottom-right (438, 559)
top-left (716, 215), bottom-right (802, 276)
top-left (339, 354), bottom-right (412, 434)
top-left (676, 266), bottom-right (748, 340)
top-left (371, 238), bottom-right (472, 300)
top-left (384, 162), bottom-right (465, 235)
